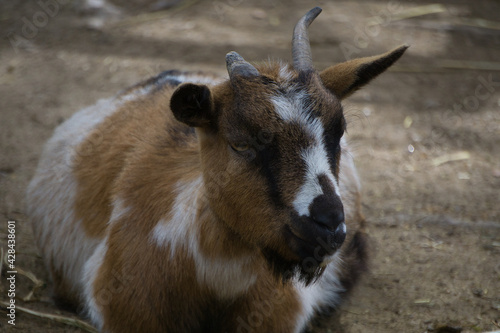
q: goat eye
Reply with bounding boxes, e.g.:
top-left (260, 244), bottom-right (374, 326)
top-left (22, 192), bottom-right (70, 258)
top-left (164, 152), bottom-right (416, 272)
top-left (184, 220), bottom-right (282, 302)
top-left (230, 143), bottom-right (250, 152)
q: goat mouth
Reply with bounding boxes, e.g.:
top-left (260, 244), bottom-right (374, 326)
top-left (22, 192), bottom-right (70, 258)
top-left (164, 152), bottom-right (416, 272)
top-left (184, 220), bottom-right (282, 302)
top-left (260, 221), bottom-right (346, 285)
top-left (285, 222), bottom-right (345, 261)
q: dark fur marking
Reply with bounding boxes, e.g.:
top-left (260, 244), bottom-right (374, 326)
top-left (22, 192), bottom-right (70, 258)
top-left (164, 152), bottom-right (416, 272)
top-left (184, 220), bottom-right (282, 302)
top-left (255, 141), bottom-right (285, 208)
top-left (338, 230), bottom-right (369, 293)
top-left (323, 116), bottom-right (345, 176)
top-left (154, 70), bottom-right (184, 87)
top-left (299, 93), bottom-right (323, 125)
top-left (346, 45), bottom-right (408, 96)
top-left (262, 242), bottom-right (324, 286)
top-left (117, 70), bottom-right (179, 97)
top-left (297, 69), bottom-right (315, 86)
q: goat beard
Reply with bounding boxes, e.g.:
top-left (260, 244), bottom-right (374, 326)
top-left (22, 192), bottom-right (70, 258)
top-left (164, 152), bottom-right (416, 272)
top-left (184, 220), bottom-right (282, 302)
top-left (261, 247), bottom-right (326, 286)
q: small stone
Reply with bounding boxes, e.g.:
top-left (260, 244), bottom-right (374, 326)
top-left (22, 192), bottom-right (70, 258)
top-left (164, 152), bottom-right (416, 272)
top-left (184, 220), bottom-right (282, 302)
top-left (472, 288), bottom-right (483, 297)
top-left (404, 115), bottom-right (413, 128)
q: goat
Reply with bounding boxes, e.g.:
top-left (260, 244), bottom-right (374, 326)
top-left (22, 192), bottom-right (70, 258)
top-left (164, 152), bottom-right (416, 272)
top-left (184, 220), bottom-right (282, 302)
top-left (26, 7), bottom-right (407, 333)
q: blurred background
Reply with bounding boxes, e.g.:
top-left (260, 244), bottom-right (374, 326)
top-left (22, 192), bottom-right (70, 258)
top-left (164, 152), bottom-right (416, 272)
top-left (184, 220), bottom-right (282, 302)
top-left (0, 0), bottom-right (499, 332)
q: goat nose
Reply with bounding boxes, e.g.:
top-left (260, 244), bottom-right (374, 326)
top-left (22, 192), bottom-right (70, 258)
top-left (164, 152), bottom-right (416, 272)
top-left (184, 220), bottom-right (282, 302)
top-left (311, 208), bottom-right (344, 231)
top-left (310, 195), bottom-right (344, 232)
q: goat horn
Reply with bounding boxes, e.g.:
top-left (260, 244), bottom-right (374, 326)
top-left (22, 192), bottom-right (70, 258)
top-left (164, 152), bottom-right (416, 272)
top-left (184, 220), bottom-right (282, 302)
top-left (226, 51), bottom-right (259, 79)
top-left (292, 7), bottom-right (322, 72)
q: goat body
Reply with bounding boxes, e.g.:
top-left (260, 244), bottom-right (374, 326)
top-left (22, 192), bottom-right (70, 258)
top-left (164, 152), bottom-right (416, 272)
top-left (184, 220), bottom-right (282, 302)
top-left (27, 7), bottom-right (407, 333)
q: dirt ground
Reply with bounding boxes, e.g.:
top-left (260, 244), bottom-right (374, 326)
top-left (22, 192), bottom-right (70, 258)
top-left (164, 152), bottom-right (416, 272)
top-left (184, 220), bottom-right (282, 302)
top-left (1, 0), bottom-right (499, 332)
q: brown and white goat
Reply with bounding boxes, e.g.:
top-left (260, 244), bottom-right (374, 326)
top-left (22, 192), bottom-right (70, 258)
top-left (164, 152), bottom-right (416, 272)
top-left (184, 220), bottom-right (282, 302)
top-left (27, 7), bottom-right (407, 333)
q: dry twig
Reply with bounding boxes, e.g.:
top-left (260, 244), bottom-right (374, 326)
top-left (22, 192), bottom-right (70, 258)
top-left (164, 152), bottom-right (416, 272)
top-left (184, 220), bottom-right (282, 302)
top-left (390, 4), bottom-right (446, 22)
top-left (431, 151), bottom-right (470, 167)
top-left (0, 301), bottom-right (98, 333)
top-left (2, 250), bottom-right (45, 301)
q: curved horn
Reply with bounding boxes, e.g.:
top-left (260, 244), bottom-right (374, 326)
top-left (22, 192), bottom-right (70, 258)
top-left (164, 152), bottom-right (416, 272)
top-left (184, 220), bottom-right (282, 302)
top-left (226, 51), bottom-right (259, 80)
top-left (292, 7), bottom-right (322, 72)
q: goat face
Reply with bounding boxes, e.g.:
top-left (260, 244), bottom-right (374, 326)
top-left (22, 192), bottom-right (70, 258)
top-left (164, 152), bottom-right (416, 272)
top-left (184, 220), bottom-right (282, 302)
top-left (170, 7), bottom-right (407, 283)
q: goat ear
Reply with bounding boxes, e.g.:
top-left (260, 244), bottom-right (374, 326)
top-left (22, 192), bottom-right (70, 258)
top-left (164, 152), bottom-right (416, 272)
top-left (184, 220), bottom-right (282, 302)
top-left (320, 45), bottom-right (408, 99)
top-left (170, 83), bottom-right (213, 127)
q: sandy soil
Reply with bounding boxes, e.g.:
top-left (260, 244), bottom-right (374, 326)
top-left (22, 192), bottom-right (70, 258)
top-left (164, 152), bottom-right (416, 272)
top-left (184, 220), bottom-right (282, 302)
top-left (1, 0), bottom-right (499, 332)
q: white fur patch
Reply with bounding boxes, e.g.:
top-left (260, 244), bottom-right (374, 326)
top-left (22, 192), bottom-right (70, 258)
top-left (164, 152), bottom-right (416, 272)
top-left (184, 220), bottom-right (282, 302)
top-left (151, 177), bottom-right (202, 258)
top-left (108, 197), bottom-right (131, 226)
top-left (271, 90), bottom-right (307, 123)
top-left (151, 176), bottom-right (257, 298)
top-left (294, 141), bottom-right (340, 216)
top-left (26, 93), bottom-right (139, 305)
top-left (171, 73), bottom-right (224, 86)
top-left (278, 63), bottom-right (295, 82)
top-left (293, 253), bottom-right (344, 333)
top-left (82, 240), bottom-right (108, 331)
top-left (271, 93), bottom-right (340, 217)
top-left (81, 197), bottom-right (132, 329)
top-left (154, 72), bottom-right (224, 88)
top-left (338, 137), bottom-right (361, 222)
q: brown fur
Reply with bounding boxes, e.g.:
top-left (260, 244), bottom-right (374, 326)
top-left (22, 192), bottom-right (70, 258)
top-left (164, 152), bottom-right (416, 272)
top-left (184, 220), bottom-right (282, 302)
top-left (74, 87), bottom-right (196, 238)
